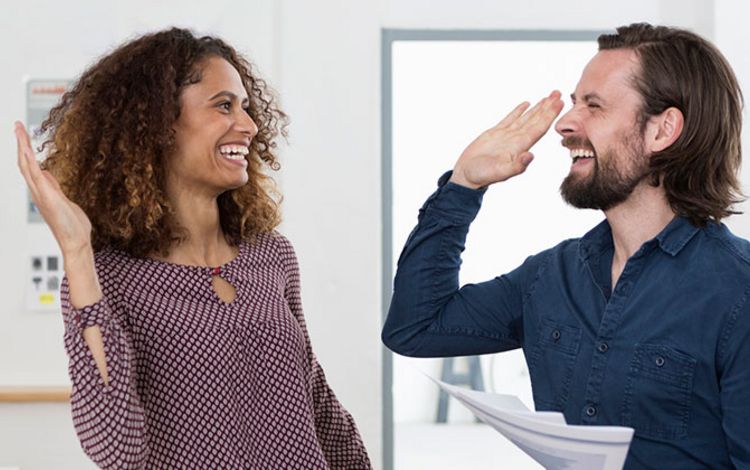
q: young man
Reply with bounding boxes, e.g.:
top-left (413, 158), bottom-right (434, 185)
top-left (383, 23), bottom-right (749, 469)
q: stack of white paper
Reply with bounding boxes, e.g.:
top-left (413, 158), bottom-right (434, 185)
top-left (432, 379), bottom-right (634, 470)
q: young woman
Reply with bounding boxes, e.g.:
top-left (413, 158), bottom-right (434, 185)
top-left (15, 28), bottom-right (371, 469)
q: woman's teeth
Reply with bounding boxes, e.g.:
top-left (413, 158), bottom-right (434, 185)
top-left (219, 145), bottom-right (249, 160)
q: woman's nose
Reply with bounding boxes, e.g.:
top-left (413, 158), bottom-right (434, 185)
top-left (237, 110), bottom-right (258, 137)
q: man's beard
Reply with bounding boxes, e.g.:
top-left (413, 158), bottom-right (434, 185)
top-left (559, 133), bottom-right (651, 211)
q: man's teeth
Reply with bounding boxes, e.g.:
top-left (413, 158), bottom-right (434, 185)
top-left (570, 148), bottom-right (596, 161)
top-left (219, 145), bottom-right (249, 160)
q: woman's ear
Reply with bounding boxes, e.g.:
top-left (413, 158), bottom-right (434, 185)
top-left (646, 107), bottom-right (684, 153)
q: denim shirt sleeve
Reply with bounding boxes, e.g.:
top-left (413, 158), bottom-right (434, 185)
top-left (382, 171), bottom-right (542, 358)
top-left (718, 283), bottom-right (750, 467)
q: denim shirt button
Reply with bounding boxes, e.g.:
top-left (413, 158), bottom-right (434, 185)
top-left (551, 330), bottom-right (561, 341)
top-left (597, 342), bottom-right (609, 353)
top-left (585, 405), bottom-right (597, 417)
top-left (655, 356), bottom-right (665, 367)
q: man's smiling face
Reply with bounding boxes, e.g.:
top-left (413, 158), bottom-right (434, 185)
top-left (555, 49), bottom-right (653, 211)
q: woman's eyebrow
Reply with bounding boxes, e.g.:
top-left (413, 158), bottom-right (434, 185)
top-left (208, 91), bottom-right (249, 104)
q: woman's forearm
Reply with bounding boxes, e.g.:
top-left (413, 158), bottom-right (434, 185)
top-left (64, 247), bottom-right (108, 384)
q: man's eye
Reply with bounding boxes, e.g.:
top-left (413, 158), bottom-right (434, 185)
top-left (588, 103), bottom-right (601, 109)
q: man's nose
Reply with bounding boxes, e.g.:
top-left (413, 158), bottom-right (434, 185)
top-left (554, 107), bottom-right (578, 137)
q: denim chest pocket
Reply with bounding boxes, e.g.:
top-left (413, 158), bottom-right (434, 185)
top-left (621, 344), bottom-right (697, 440)
top-left (528, 319), bottom-right (582, 411)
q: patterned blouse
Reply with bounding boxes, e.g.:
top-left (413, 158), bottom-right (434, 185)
top-left (61, 232), bottom-right (371, 469)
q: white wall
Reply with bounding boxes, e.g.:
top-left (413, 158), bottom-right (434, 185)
top-left (2, 1), bottom-right (749, 469)
top-left (274, 0), bottom-right (384, 464)
top-left (715, 1), bottom-right (750, 237)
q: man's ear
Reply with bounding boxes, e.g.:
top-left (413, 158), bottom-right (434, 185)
top-left (646, 107), bottom-right (684, 153)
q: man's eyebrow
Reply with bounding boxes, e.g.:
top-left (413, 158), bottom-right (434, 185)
top-left (570, 92), bottom-right (606, 104)
top-left (583, 93), bottom-right (605, 103)
top-left (208, 91), bottom-right (250, 104)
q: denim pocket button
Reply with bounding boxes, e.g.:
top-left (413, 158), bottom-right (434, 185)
top-left (621, 344), bottom-right (696, 440)
top-left (530, 319), bottom-right (582, 411)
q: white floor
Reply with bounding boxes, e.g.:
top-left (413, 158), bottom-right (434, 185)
top-left (395, 422), bottom-right (542, 470)
top-left (2, 404), bottom-right (542, 470)
top-left (0, 403), bottom-right (97, 470)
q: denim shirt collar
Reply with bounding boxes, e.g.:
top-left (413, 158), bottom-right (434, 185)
top-left (578, 215), bottom-right (700, 261)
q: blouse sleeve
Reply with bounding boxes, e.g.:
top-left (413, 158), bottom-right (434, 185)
top-left (61, 257), bottom-right (148, 469)
top-left (276, 235), bottom-right (373, 470)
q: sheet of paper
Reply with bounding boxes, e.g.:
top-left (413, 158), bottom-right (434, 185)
top-left (431, 378), bottom-right (634, 470)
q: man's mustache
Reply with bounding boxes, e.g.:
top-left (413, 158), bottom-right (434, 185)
top-left (561, 136), bottom-right (595, 150)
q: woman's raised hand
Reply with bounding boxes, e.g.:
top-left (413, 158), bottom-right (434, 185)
top-left (15, 121), bottom-right (93, 258)
top-left (450, 90), bottom-right (564, 189)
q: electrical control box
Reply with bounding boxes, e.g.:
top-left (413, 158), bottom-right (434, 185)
top-left (23, 79), bottom-right (72, 312)
top-left (25, 78), bottom-right (71, 223)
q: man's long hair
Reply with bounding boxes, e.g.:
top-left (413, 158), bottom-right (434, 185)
top-left (599, 23), bottom-right (744, 226)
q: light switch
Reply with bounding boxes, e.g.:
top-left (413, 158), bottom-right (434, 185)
top-left (26, 253), bottom-right (63, 312)
top-left (47, 256), bottom-right (58, 271)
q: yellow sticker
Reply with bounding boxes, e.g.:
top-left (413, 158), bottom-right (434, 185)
top-left (39, 293), bottom-right (55, 305)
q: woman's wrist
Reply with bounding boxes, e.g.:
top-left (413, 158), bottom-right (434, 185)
top-left (64, 245), bottom-right (103, 309)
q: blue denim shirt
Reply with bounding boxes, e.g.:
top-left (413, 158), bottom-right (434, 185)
top-left (383, 172), bottom-right (750, 469)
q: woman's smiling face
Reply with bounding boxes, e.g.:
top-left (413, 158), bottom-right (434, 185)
top-left (168, 56), bottom-right (258, 196)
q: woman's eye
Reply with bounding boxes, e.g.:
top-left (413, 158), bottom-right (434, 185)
top-left (219, 102), bottom-right (231, 111)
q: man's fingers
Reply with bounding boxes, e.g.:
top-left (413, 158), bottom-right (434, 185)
top-left (513, 98), bottom-right (546, 129)
top-left (516, 91), bottom-right (562, 128)
top-left (518, 151), bottom-right (534, 167)
top-left (494, 101), bottom-right (530, 129)
top-left (512, 95), bottom-right (564, 150)
top-left (491, 151), bottom-right (535, 183)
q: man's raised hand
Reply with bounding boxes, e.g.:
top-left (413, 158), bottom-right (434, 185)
top-left (450, 90), bottom-right (564, 189)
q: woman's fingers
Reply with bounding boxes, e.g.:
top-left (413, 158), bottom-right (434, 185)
top-left (42, 170), bottom-right (63, 193)
top-left (15, 123), bottom-right (41, 199)
top-left (15, 121), bottom-right (35, 158)
top-left (14, 121), bottom-right (65, 210)
top-left (19, 126), bottom-right (45, 184)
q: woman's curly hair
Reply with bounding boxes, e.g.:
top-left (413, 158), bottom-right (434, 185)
top-left (39, 28), bottom-right (287, 257)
